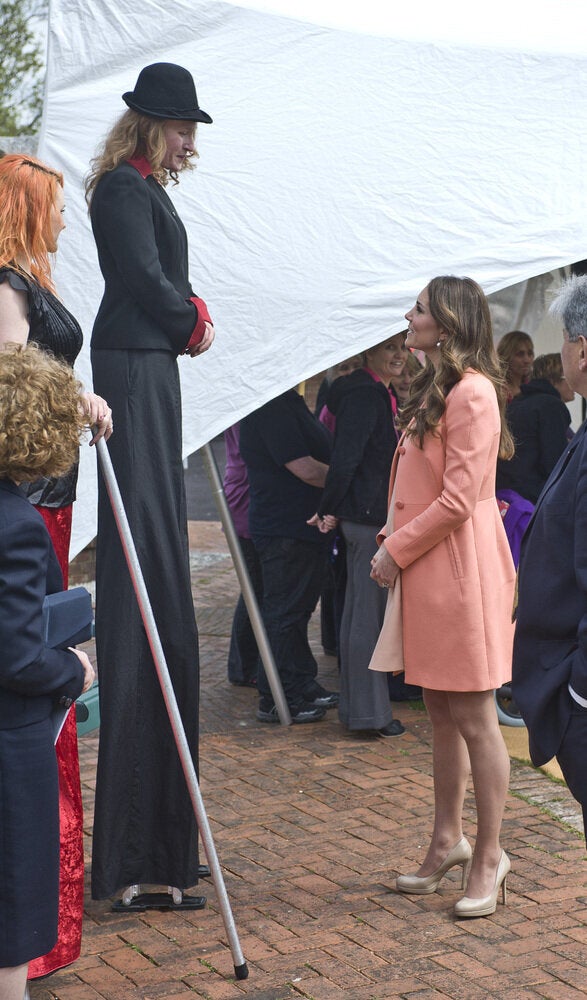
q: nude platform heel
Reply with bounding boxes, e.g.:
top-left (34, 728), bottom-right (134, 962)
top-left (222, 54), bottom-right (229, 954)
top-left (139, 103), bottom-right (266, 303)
top-left (453, 849), bottom-right (510, 918)
top-left (395, 837), bottom-right (472, 895)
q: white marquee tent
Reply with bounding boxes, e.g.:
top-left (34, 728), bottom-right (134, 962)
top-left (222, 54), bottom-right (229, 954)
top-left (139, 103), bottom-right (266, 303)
top-left (38, 0), bottom-right (587, 556)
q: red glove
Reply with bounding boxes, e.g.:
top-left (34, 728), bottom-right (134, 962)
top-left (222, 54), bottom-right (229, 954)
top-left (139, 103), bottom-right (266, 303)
top-left (184, 296), bottom-right (213, 351)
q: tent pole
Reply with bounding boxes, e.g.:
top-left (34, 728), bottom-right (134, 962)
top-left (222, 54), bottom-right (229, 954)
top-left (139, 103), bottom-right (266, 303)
top-left (199, 441), bottom-right (292, 726)
top-left (95, 437), bottom-right (249, 981)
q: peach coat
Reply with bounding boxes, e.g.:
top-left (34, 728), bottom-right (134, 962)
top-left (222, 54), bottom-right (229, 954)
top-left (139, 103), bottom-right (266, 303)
top-left (377, 371), bottom-right (515, 691)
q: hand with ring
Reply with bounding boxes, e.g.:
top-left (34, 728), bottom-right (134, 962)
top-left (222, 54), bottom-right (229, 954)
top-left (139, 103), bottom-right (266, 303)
top-left (370, 542), bottom-right (400, 589)
top-left (81, 391), bottom-right (114, 445)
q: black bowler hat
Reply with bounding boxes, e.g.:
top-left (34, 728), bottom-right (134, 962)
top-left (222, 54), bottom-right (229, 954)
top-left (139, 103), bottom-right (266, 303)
top-left (123, 62), bottom-right (212, 123)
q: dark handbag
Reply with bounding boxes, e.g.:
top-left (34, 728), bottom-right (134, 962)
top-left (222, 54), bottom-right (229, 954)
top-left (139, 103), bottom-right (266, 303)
top-left (42, 586), bottom-right (93, 649)
top-left (42, 587), bottom-right (93, 740)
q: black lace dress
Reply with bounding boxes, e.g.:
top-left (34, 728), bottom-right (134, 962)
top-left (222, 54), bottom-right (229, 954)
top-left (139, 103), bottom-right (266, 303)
top-left (0, 267), bottom-right (83, 507)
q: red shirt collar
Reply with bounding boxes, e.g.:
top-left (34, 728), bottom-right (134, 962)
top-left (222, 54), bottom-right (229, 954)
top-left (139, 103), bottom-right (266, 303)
top-left (127, 156), bottom-right (153, 178)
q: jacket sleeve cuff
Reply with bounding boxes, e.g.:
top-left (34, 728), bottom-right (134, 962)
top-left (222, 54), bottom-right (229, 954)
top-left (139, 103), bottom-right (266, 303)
top-left (184, 296), bottom-right (213, 351)
top-left (568, 682), bottom-right (587, 708)
top-left (570, 659), bottom-right (587, 703)
top-left (383, 532), bottom-right (408, 567)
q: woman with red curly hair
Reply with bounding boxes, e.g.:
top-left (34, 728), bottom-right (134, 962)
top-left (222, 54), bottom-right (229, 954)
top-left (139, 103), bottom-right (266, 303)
top-left (0, 153), bottom-right (112, 979)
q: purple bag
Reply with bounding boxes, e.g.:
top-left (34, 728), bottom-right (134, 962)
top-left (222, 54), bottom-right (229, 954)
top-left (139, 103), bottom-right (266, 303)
top-left (496, 489), bottom-right (534, 568)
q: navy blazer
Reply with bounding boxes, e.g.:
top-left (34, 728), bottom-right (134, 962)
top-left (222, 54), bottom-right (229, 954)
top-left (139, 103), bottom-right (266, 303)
top-left (0, 480), bottom-right (84, 730)
top-left (90, 162), bottom-right (198, 355)
top-left (512, 419), bottom-right (587, 765)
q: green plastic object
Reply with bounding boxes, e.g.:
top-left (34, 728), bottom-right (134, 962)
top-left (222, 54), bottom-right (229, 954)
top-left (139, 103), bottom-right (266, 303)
top-left (76, 680), bottom-right (100, 736)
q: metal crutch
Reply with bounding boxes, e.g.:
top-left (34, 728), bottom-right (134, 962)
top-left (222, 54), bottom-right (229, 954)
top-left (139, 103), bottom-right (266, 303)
top-left (199, 442), bottom-right (291, 725)
top-left (96, 437), bottom-right (248, 980)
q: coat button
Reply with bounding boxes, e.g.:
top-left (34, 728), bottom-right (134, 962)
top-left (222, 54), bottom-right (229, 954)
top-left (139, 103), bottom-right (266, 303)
top-left (59, 696), bottom-right (73, 708)
top-left (395, 500), bottom-right (405, 510)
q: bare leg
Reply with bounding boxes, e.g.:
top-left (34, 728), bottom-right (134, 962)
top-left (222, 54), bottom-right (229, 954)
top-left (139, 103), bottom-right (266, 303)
top-left (412, 688), bottom-right (471, 876)
top-left (448, 689), bottom-right (510, 898)
top-left (0, 964), bottom-right (29, 1000)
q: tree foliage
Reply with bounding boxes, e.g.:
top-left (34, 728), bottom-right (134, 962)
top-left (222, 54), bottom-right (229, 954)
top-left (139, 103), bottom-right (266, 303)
top-left (0, 0), bottom-right (47, 135)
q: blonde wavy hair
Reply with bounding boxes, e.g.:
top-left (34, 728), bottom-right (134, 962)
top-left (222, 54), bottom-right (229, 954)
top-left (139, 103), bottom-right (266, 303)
top-left (0, 343), bottom-right (86, 482)
top-left (85, 110), bottom-right (198, 201)
top-left (399, 276), bottom-right (514, 460)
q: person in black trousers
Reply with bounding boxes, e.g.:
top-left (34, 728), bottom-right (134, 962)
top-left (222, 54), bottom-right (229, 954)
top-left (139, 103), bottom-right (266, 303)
top-left (309, 333), bottom-right (408, 737)
top-left (86, 63), bottom-right (214, 906)
top-left (240, 388), bottom-right (339, 723)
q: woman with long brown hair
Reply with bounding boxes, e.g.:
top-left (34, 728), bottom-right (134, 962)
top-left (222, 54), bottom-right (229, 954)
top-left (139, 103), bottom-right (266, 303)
top-left (370, 276), bottom-right (516, 918)
top-left (497, 328), bottom-right (535, 400)
top-left (0, 152), bottom-right (112, 978)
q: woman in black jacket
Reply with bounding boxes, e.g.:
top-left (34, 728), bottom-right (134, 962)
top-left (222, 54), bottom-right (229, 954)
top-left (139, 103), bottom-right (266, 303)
top-left (309, 333), bottom-right (407, 736)
top-left (86, 63), bottom-right (214, 906)
top-left (496, 352), bottom-right (574, 504)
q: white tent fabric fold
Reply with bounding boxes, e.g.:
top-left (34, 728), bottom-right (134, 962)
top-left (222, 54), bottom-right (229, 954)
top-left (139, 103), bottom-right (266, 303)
top-left (38, 0), bottom-right (587, 556)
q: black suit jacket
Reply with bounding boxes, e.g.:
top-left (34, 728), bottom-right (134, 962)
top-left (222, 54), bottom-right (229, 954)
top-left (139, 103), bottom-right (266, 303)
top-left (0, 480), bottom-right (84, 730)
top-left (496, 379), bottom-right (571, 503)
top-left (317, 369), bottom-right (397, 525)
top-left (90, 162), bottom-right (198, 355)
top-left (512, 420), bottom-right (587, 765)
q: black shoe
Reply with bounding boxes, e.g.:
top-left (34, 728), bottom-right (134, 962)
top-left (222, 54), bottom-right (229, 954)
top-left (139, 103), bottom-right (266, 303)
top-left (290, 702), bottom-right (327, 724)
top-left (230, 678), bottom-right (257, 687)
top-left (303, 684), bottom-right (340, 709)
top-left (378, 719), bottom-right (406, 738)
top-left (309, 691), bottom-right (339, 709)
top-left (112, 891), bottom-right (206, 912)
top-left (257, 702), bottom-right (326, 724)
top-left (256, 705), bottom-right (280, 723)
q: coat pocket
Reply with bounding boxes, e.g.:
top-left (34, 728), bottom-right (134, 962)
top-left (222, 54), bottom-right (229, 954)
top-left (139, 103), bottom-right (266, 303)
top-left (446, 534), bottom-right (464, 579)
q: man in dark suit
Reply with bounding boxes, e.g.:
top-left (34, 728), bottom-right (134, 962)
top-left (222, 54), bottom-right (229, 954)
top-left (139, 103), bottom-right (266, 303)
top-left (512, 274), bottom-right (587, 838)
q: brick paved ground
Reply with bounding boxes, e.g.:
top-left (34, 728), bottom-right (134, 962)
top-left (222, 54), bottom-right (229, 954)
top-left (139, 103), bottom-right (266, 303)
top-left (30, 521), bottom-right (587, 1000)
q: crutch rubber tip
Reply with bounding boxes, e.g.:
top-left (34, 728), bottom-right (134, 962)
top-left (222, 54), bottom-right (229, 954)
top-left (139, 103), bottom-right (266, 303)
top-left (234, 962), bottom-right (249, 980)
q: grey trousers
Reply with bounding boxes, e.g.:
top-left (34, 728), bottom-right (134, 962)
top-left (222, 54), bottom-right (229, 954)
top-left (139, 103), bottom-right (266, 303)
top-left (338, 520), bottom-right (394, 730)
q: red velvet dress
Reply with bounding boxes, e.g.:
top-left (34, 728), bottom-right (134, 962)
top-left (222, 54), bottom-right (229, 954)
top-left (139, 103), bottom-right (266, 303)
top-left (28, 505), bottom-right (85, 978)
